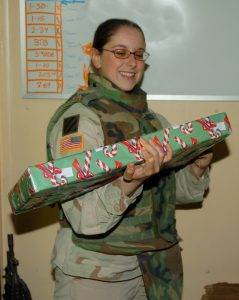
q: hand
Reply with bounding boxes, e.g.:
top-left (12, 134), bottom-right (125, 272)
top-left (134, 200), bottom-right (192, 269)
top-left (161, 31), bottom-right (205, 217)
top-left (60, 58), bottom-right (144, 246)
top-left (190, 150), bottom-right (213, 179)
top-left (121, 138), bottom-right (172, 196)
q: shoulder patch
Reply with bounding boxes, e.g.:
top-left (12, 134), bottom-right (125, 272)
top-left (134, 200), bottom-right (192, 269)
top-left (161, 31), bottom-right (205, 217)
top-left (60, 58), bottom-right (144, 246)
top-left (60, 133), bottom-right (84, 155)
top-left (62, 115), bottom-right (80, 136)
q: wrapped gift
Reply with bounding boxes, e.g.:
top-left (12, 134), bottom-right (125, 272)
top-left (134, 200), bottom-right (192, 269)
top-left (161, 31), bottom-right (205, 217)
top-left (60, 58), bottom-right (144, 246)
top-left (9, 112), bottom-right (231, 214)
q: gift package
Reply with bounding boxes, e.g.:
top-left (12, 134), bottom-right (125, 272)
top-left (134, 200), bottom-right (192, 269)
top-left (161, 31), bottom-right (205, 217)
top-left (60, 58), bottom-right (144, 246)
top-left (9, 112), bottom-right (231, 214)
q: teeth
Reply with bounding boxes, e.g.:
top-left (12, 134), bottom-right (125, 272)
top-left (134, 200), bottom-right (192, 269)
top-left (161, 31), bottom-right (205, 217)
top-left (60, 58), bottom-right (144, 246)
top-left (120, 71), bottom-right (135, 78)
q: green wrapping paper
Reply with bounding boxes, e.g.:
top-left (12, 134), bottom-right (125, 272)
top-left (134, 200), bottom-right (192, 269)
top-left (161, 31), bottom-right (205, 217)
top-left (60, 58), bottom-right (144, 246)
top-left (9, 112), bottom-right (231, 214)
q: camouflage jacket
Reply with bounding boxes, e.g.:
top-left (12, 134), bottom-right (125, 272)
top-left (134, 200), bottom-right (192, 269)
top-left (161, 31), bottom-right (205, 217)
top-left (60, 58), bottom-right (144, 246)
top-left (48, 74), bottom-right (209, 285)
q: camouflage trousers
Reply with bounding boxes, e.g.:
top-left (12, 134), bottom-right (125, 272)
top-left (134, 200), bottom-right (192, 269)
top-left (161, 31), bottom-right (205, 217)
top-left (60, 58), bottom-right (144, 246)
top-left (54, 267), bottom-right (147, 300)
top-left (53, 244), bottom-right (182, 300)
top-left (138, 244), bottom-right (183, 300)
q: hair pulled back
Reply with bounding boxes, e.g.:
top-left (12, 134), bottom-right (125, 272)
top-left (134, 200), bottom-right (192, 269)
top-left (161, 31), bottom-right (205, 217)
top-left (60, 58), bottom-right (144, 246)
top-left (92, 18), bottom-right (145, 51)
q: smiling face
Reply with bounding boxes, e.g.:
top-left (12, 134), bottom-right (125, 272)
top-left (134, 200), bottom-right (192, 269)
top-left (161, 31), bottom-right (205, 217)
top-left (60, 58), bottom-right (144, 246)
top-left (91, 26), bottom-right (146, 92)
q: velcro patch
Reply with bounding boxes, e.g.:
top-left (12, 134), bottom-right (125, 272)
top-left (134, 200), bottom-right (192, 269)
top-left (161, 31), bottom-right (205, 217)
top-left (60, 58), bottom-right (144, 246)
top-left (62, 115), bottom-right (80, 136)
top-left (60, 133), bottom-right (84, 155)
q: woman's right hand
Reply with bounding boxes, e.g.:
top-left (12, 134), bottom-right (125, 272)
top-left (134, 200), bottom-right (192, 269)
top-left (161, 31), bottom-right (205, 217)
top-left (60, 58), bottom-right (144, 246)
top-left (121, 137), bottom-right (172, 196)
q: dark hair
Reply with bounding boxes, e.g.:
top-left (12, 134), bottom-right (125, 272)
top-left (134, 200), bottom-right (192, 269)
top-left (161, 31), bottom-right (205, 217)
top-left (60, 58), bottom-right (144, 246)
top-left (92, 18), bottom-right (145, 51)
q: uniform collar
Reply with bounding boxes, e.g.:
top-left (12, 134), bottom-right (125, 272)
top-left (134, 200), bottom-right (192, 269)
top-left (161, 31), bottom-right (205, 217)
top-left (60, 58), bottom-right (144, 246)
top-left (88, 73), bottom-right (148, 113)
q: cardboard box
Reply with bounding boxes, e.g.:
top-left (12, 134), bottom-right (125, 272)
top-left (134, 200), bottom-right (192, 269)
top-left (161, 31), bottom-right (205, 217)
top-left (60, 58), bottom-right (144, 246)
top-left (9, 112), bottom-right (231, 214)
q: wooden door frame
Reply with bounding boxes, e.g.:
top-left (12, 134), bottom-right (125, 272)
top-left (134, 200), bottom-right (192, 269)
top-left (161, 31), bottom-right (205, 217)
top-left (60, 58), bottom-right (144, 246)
top-left (0, 0), bottom-right (12, 295)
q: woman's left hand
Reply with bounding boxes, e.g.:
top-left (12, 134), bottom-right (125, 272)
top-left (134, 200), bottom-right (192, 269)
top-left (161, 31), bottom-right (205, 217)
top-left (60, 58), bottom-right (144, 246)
top-left (190, 150), bottom-right (213, 179)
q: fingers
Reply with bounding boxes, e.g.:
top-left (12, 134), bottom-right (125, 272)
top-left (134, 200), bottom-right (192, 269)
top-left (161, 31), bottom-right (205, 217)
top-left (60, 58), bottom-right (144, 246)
top-left (123, 163), bottom-right (135, 182)
top-left (141, 138), bottom-right (160, 173)
top-left (194, 151), bottom-right (213, 169)
top-left (140, 137), bottom-right (169, 173)
top-left (198, 151), bottom-right (213, 160)
top-left (122, 137), bottom-right (173, 184)
top-left (149, 136), bottom-right (172, 163)
top-left (163, 144), bottom-right (173, 163)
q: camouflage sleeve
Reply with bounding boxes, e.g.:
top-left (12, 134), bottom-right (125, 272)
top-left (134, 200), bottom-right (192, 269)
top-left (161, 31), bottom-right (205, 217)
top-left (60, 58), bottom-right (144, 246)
top-left (49, 102), bottom-right (143, 235)
top-left (175, 165), bottom-right (210, 204)
top-left (153, 111), bottom-right (210, 204)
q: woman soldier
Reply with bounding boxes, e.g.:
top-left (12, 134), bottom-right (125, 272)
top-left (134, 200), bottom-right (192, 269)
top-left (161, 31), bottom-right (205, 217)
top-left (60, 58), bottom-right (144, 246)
top-left (47, 18), bottom-right (212, 300)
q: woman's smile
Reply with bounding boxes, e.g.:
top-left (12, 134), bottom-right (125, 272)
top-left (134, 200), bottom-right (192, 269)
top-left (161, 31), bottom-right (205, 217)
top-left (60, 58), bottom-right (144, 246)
top-left (119, 71), bottom-right (136, 78)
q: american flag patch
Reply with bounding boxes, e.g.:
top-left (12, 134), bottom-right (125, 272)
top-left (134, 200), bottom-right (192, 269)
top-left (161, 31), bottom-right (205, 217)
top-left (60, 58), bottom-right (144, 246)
top-left (60, 134), bottom-right (84, 155)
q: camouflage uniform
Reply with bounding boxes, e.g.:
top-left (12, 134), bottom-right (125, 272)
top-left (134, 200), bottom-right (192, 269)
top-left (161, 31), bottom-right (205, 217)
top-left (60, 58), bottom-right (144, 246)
top-left (47, 74), bottom-right (210, 299)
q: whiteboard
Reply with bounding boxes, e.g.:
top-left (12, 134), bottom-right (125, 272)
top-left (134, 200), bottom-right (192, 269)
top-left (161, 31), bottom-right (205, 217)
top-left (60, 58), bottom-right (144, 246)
top-left (20, 0), bottom-right (239, 100)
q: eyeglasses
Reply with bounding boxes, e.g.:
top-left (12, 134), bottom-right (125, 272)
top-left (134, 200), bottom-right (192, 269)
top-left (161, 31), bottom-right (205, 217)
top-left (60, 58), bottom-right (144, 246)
top-left (101, 48), bottom-right (150, 61)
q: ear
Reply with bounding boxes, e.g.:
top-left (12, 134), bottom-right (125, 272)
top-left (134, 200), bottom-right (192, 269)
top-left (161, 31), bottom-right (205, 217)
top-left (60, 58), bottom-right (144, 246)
top-left (91, 48), bottom-right (101, 70)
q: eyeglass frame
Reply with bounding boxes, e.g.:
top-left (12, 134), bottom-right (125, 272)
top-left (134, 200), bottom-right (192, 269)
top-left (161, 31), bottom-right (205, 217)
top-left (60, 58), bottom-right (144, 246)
top-left (100, 48), bottom-right (150, 61)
